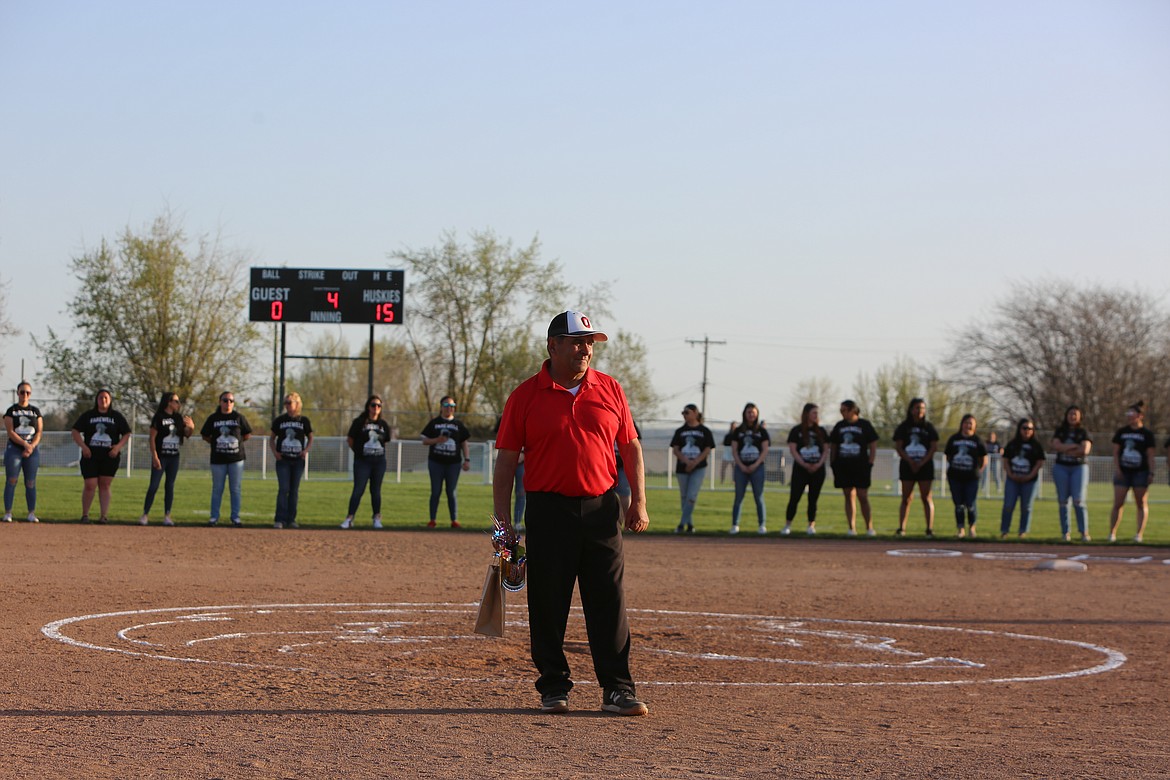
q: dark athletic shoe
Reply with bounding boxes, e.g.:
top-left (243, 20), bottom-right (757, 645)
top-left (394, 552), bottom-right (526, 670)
top-left (601, 689), bottom-right (648, 716)
top-left (540, 693), bottom-right (569, 714)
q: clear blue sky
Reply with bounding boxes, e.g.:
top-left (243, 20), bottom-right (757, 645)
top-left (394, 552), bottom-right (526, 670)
top-left (2, 1), bottom-right (1168, 424)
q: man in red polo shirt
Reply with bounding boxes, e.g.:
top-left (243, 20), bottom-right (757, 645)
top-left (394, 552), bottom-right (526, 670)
top-left (493, 310), bottom-right (650, 717)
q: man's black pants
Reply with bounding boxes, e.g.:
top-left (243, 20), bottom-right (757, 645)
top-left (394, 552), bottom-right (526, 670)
top-left (524, 489), bottom-right (635, 697)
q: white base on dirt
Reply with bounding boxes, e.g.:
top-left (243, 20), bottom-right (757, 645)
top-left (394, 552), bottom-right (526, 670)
top-left (1034, 559), bottom-right (1088, 572)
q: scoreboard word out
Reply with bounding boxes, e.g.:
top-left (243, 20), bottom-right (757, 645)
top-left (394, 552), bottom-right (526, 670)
top-left (249, 267), bottom-right (404, 325)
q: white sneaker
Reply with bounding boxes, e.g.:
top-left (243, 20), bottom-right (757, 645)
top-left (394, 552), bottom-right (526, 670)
top-left (26, 513), bottom-right (39, 524)
top-left (757, 524), bottom-right (767, 535)
top-left (163, 516), bottom-right (174, 526)
top-left (846, 529), bottom-right (856, 537)
top-left (806, 527), bottom-right (816, 536)
top-left (780, 526), bottom-right (791, 536)
top-left (2, 513), bottom-right (12, 523)
top-left (139, 515), bottom-right (149, 526)
top-left (1133, 534), bottom-right (1144, 543)
top-left (866, 528), bottom-right (876, 538)
top-left (373, 515), bottom-right (383, 530)
top-left (340, 517), bottom-right (353, 529)
top-left (729, 525), bottom-right (740, 535)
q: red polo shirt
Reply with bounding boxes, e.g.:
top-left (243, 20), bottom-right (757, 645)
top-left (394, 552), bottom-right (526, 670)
top-left (496, 361), bottom-right (637, 496)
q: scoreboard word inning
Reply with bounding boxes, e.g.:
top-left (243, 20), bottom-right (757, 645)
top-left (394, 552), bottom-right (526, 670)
top-left (249, 267), bottom-right (405, 325)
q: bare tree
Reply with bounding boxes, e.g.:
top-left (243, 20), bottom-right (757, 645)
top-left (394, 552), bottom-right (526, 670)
top-left (782, 376), bottom-right (841, 426)
top-left (945, 280), bottom-right (1170, 432)
top-left (392, 230), bottom-right (660, 419)
top-left (36, 212), bottom-right (263, 421)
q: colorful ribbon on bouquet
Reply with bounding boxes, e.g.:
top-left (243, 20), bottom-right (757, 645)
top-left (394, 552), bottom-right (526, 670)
top-left (490, 514), bottom-right (527, 592)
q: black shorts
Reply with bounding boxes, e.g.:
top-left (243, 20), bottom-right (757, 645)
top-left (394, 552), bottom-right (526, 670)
top-left (833, 460), bottom-right (872, 489)
top-left (899, 459), bottom-right (935, 482)
top-left (80, 453), bottom-right (120, 479)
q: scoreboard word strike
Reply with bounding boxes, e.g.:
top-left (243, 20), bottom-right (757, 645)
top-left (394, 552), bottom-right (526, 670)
top-left (249, 267), bottom-right (405, 325)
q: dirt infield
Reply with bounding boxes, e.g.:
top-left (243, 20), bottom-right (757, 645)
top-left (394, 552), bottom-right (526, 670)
top-left (2, 525), bottom-right (1167, 779)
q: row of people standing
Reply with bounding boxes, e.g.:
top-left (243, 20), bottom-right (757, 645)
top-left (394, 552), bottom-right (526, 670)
top-left (3, 386), bottom-right (471, 527)
top-left (661, 397), bottom-right (1163, 542)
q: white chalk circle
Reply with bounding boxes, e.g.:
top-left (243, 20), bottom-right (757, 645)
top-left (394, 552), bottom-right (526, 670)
top-left (40, 602), bottom-right (1125, 689)
top-left (973, 552), bottom-right (1059, 561)
top-left (886, 548), bottom-right (963, 558)
top-left (1070, 554), bottom-right (1153, 565)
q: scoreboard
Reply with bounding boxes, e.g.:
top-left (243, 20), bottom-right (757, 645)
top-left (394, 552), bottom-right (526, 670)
top-left (249, 268), bottom-right (404, 324)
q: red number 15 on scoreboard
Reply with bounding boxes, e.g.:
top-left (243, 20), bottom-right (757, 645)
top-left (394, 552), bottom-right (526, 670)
top-left (375, 303), bottom-right (395, 322)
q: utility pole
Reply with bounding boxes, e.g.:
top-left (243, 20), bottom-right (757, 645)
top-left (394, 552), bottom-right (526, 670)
top-left (686, 336), bottom-right (726, 417)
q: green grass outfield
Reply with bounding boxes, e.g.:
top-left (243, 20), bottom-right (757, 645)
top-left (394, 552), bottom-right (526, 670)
top-left (10, 471), bottom-right (1168, 545)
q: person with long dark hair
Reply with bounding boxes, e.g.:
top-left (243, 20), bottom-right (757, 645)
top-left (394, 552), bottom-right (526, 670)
top-left (270, 391), bottom-right (313, 529)
top-left (729, 402), bottom-right (770, 535)
top-left (341, 394), bottom-right (392, 529)
top-left (140, 391), bottom-right (194, 526)
top-left (829, 400), bottom-right (879, 536)
top-left (783, 403), bottom-right (829, 536)
top-left (944, 414), bottom-right (987, 539)
top-left (71, 388), bottom-right (132, 524)
top-left (4, 381), bottom-right (43, 523)
top-left (1049, 405), bottom-right (1093, 542)
top-left (1108, 400), bottom-right (1156, 543)
top-left (670, 404), bottom-right (715, 534)
top-left (893, 398), bottom-right (939, 537)
top-left (1000, 417), bottom-right (1045, 538)
top-left (421, 395), bottom-right (471, 529)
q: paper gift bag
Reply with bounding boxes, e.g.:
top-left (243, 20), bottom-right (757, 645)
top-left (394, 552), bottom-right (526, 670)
top-left (474, 563), bottom-right (505, 637)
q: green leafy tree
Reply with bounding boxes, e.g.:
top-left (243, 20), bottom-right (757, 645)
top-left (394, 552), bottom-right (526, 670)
top-left (392, 230), bottom-right (660, 421)
top-left (853, 356), bottom-right (993, 442)
top-left (289, 333), bottom-right (419, 436)
top-left (36, 212), bottom-right (262, 422)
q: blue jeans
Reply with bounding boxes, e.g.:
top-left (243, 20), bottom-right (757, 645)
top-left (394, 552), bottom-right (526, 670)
top-left (514, 461), bottom-right (526, 527)
top-left (143, 455), bottom-right (181, 515)
top-left (274, 457), bottom-right (305, 526)
top-left (948, 476), bottom-right (979, 529)
top-left (348, 456), bottom-right (387, 517)
top-left (210, 460), bottom-right (244, 522)
top-left (4, 445), bottom-right (39, 514)
top-left (429, 459), bottom-right (462, 521)
top-left (676, 466), bottom-right (706, 528)
top-left (1000, 478), bottom-right (1037, 535)
top-left (732, 465), bottom-right (766, 528)
top-left (1051, 462), bottom-right (1088, 535)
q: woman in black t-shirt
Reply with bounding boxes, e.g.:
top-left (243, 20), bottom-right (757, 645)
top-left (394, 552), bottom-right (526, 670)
top-left (420, 396), bottom-right (471, 529)
top-left (892, 398), bottom-right (940, 537)
top-left (730, 402), bottom-right (770, 534)
top-left (71, 388), bottom-right (132, 524)
top-left (270, 391), bottom-right (313, 529)
top-left (670, 404), bottom-right (716, 534)
top-left (829, 400), bottom-right (880, 536)
top-left (999, 417), bottom-right (1045, 538)
top-left (4, 381), bottom-right (43, 523)
top-left (341, 395), bottom-right (392, 529)
top-left (784, 403), bottom-right (829, 536)
top-left (944, 414), bottom-right (987, 538)
top-left (141, 391), bottom-right (194, 526)
top-left (1108, 400), bottom-right (1156, 543)
top-left (200, 391), bottom-right (253, 527)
